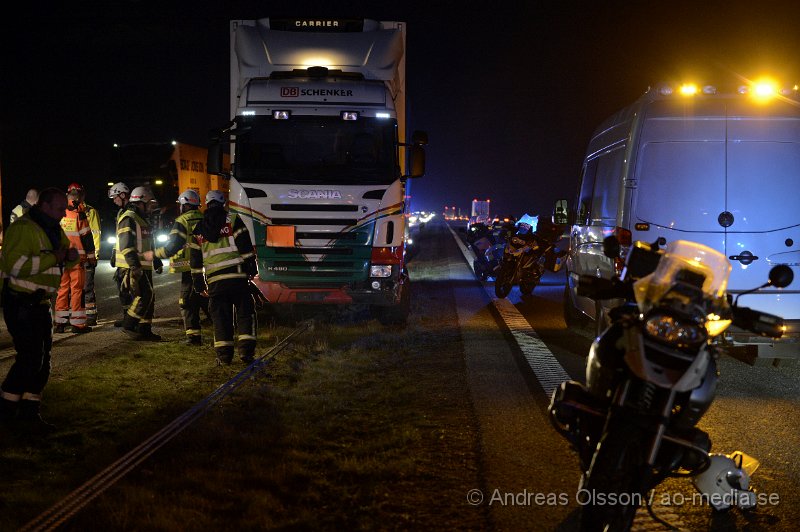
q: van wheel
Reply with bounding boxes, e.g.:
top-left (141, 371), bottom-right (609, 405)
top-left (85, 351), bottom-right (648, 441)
top-left (563, 284), bottom-right (589, 329)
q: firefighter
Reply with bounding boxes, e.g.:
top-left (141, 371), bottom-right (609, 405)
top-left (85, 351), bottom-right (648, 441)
top-left (154, 189), bottom-right (208, 345)
top-left (117, 186), bottom-right (162, 341)
top-left (0, 187), bottom-right (78, 430)
top-left (54, 184), bottom-right (95, 333)
top-left (190, 190), bottom-right (258, 365)
top-left (9, 188), bottom-right (39, 225)
top-left (108, 182), bottom-right (132, 327)
top-left (70, 183), bottom-right (103, 326)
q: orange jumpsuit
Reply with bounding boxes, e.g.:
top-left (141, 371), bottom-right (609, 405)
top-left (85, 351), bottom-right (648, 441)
top-left (55, 205), bottom-right (95, 329)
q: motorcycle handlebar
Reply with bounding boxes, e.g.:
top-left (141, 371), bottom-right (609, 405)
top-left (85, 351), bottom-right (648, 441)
top-left (731, 305), bottom-right (786, 338)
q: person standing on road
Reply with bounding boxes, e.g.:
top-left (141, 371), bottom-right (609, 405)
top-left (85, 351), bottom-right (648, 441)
top-left (54, 184), bottom-right (95, 334)
top-left (0, 187), bottom-right (78, 430)
top-left (76, 184), bottom-right (102, 326)
top-left (190, 190), bottom-right (258, 365)
top-left (108, 182), bottom-right (132, 327)
top-left (154, 189), bottom-right (208, 345)
top-left (9, 188), bottom-right (39, 225)
top-left (117, 186), bottom-right (163, 341)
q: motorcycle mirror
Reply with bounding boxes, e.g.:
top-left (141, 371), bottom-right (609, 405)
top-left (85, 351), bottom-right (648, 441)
top-left (768, 265), bottom-right (794, 289)
top-left (734, 265), bottom-right (794, 306)
top-left (602, 236), bottom-right (621, 259)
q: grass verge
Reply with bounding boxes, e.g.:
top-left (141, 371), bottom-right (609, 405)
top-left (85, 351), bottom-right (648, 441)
top-left (2, 301), bottom-right (486, 530)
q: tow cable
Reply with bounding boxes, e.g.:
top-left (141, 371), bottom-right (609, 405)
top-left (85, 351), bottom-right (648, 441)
top-left (21, 320), bottom-right (313, 532)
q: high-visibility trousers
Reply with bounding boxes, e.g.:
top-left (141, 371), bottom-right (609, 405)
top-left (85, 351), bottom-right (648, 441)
top-left (55, 264), bottom-right (87, 327)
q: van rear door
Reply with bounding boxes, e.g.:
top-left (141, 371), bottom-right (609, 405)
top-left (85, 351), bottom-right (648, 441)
top-left (634, 98), bottom-right (800, 319)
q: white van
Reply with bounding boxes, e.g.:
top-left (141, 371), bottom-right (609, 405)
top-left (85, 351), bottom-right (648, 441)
top-left (562, 81), bottom-right (800, 362)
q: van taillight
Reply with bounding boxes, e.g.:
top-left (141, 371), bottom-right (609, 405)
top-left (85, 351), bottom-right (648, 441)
top-left (615, 227), bottom-right (632, 246)
top-left (614, 227), bottom-right (632, 276)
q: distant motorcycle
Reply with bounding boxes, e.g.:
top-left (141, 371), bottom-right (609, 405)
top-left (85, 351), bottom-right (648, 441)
top-left (548, 236), bottom-right (793, 531)
top-left (494, 215), bottom-right (566, 298)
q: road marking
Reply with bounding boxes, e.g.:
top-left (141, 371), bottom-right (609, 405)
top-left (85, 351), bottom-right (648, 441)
top-left (448, 224), bottom-right (570, 397)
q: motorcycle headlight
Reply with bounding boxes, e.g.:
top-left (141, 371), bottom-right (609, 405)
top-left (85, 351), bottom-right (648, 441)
top-left (644, 314), bottom-right (706, 347)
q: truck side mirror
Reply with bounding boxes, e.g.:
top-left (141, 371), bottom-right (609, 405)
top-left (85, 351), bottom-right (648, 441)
top-left (408, 145), bottom-right (426, 178)
top-left (207, 141), bottom-right (224, 176)
top-left (553, 199), bottom-right (569, 225)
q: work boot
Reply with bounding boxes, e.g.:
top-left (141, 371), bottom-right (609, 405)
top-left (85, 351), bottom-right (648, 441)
top-left (137, 325), bottom-right (162, 342)
top-left (17, 400), bottom-right (55, 433)
top-left (216, 348), bottom-right (233, 366)
top-left (114, 319), bottom-right (124, 328)
top-left (239, 350), bottom-right (255, 364)
top-left (184, 335), bottom-right (202, 346)
top-left (86, 316), bottom-right (98, 326)
top-left (53, 323), bottom-right (66, 333)
top-left (70, 325), bottom-right (92, 334)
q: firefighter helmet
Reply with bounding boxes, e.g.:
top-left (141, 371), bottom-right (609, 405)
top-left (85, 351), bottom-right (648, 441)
top-left (108, 182), bottom-right (130, 198)
top-left (205, 190), bottom-right (226, 205)
top-left (67, 182), bottom-right (83, 193)
top-left (177, 189), bottom-right (201, 206)
top-left (129, 186), bottom-right (156, 203)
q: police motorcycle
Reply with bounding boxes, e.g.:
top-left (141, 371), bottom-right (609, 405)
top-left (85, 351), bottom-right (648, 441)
top-left (493, 214), bottom-right (566, 298)
top-left (548, 236), bottom-right (793, 531)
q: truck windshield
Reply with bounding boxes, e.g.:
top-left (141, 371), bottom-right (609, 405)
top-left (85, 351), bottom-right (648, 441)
top-left (235, 116), bottom-right (398, 185)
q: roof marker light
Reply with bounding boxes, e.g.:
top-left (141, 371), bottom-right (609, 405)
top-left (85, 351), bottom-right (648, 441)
top-left (702, 85), bottom-right (717, 95)
top-left (376, 112), bottom-right (390, 119)
top-left (273, 110), bottom-right (291, 120)
top-left (242, 110), bottom-right (256, 116)
top-left (679, 83), bottom-right (698, 96)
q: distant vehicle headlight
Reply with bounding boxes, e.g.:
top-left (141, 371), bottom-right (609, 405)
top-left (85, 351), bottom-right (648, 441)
top-left (106, 236), bottom-right (117, 245)
top-left (157, 234), bottom-right (169, 243)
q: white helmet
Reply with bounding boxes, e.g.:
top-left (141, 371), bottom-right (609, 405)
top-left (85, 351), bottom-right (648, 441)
top-left (693, 451), bottom-right (760, 510)
top-left (108, 182), bottom-right (130, 198)
top-left (129, 186), bottom-right (156, 203)
top-left (206, 190), bottom-right (225, 205)
top-left (177, 189), bottom-right (201, 206)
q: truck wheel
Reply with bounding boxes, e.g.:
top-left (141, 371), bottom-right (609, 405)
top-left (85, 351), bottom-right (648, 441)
top-left (372, 283), bottom-right (411, 326)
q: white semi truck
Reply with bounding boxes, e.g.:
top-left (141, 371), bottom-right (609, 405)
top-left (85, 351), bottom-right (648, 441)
top-left (208, 18), bottom-right (427, 325)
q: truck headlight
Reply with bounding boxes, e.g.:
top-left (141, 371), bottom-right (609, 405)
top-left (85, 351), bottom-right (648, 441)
top-left (370, 265), bottom-right (392, 278)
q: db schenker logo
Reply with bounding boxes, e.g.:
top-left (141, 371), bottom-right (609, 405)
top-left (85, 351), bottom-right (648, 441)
top-left (281, 87), bottom-right (299, 97)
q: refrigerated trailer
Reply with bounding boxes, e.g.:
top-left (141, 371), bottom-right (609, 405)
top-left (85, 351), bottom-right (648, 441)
top-left (208, 17), bottom-right (428, 325)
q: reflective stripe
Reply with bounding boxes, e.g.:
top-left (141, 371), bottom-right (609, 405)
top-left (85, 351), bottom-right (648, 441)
top-left (31, 256), bottom-right (41, 275)
top-left (237, 334), bottom-right (257, 341)
top-left (214, 340), bottom-right (235, 347)
top-left (207, 246), bottom-right (238, 256)
top-left (11, 256), bottom-right (27, 277)
top-left (2, 391), bottom-right (21, 401)
top-left (21, 393), bottom-right (42, 401)
top-left (208, 272), bottom-right (247, 283)
top-left (208, 257), bottom-right (243, 269)
top-left (9, 278), bottom-right (58, 293)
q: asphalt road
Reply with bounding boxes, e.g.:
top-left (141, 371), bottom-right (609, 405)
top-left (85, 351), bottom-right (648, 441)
top-left (445, 219), bottom-right (800, 531)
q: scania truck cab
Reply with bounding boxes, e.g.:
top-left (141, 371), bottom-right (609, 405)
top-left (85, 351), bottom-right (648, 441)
top-left (208, 18), bottom-right (427, 325)
top-left (561, 79), bottom-right (800, 362)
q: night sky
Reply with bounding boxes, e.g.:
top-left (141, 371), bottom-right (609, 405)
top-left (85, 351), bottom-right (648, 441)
top-left (2, 0), bottom-right (800, 222)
